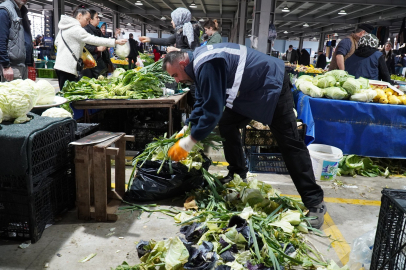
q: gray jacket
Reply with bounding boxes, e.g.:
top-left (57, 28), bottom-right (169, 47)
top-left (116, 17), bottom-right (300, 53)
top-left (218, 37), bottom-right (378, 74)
top-left (0, 0), bottom-right (27, 66)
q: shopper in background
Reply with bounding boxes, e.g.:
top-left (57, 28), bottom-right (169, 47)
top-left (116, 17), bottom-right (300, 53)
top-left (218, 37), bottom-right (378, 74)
top-left (139, 8), bottom-right (200, 53)
top-left (152, 45), bottom-right (161, 62)
top-left (33, 35), bottom-right (43, 48)
top-left (204, 19), bottom-right (222, 45)
top-left (380, 42), bottom-right (396, 74)
top-left (285, 45), bottom-right (298, 64)
top-left (316, 50), bottom-right (327, 69)
top-left (128, 33), bottom-right (139, 69)
top-left (163, 43), bottom-right (326, 229)
top-left (0, 0), bottom-right (33, 82)
top-left (345, 34), bottom-right (392, 83)
top-left (98, 21), bottom-right (114, 74)
top-left (298, 49), bottom-right (310, 66)
top-left (81, 9), bottom-right (108, 79)
top-left (54, 5), bottom-right (127, 90)
top-left (329, 24), bottom-right (374, 71)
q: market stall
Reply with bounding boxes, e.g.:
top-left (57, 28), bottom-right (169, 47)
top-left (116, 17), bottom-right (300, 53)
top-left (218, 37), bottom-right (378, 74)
top-left (72, 92), bottom-right (188, 136)
top-left (293, 89), bottom-right (406, 159)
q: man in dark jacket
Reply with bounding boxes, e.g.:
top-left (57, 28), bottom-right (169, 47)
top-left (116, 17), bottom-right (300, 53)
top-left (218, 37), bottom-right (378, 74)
top-left (316, 50), bottom-right (327, 69)
top-left (285, 45), bottom-right (298, 64)
top-left (81, 10), bottom-right (108, 79)
top-left (128, 33), bottom-right (139, 69)
top-left (163, 43), bottom-right (326, 229)
top-left (0, 0), bottom-right (33, 82)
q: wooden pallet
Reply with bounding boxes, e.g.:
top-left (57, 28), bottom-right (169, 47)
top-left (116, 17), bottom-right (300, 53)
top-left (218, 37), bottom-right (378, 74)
top-left (74, 133), bottom-right (135, 221)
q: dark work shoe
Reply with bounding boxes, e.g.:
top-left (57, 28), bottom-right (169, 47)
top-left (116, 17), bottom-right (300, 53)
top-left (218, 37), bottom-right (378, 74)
top-left (307, 201), bottom-right (327, 229)
top-left (220, 172), bottom-right (247, 184)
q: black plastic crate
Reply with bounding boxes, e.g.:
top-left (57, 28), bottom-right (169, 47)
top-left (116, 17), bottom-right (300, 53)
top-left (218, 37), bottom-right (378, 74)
top-left (0, 177), bottom-right (53, 243)
top-left (0, 120), bottom-right (75, 195)
top-left (49, 166), bottom-right (76, 215)
top-left (127, 128), bottom-right (168, 151)
top-left (246, 151), bottom-right (288, 174)
top-left (242, 123), bottom-right (306, 147)
top-left (75, 123), bottom-right (100, 140)
top-left (371, 189), bottom-right (406, 270)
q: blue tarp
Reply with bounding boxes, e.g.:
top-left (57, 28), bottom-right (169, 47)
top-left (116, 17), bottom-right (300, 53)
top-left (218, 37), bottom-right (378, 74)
top-left (293, 90), bottom-right (406, 158)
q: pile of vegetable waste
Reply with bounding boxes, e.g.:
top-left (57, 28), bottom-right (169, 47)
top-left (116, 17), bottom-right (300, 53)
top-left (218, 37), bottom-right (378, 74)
top-left (338, 155), bottom-right (406, 177)
top-left (59, 59), bottom-right (176, 113)
top-left (114, 128), bottom-right (344, 270)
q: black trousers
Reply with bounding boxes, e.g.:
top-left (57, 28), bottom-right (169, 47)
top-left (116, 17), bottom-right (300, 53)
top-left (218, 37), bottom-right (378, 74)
top-left (218, 71), bottom-right (324, 207)
top-left (128, 57), bottom-right (136, 69)
top-left (55, 69), bottom-right (77, 90)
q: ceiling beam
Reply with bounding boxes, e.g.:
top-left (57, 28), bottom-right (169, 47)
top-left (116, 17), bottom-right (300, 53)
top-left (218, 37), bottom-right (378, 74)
top-left (198, 0), bottom-right (207, 14)
top-left (160, 0), bottom-right (176, 11)
top-left (117, 7), bottom-right (235, 18)
top-left (276, 14), bottom-right (358, 24)
top-left (279, 0), bottom-right (406, 8)
top-left (345, 6), bottom-right (396, 20)
top-left (330, 5), bottom-right (372, 20)
top-left (276, 1), bottom-right (286, 10)
top-left (314, 4), bottom-right (353, 19)
top-left (297, 3), bottom-right (330, 18)
top-left (282, 2), bottom-right (307, 17)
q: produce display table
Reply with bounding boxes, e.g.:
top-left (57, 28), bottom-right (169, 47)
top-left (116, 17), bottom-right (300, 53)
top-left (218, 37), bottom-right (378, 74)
top-left (293, 90), bottom-right (406, 158)
top-left (72, 92), bottom-right (188, 136)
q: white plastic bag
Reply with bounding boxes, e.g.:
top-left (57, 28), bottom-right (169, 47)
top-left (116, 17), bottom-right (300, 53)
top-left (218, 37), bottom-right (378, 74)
top-left (347, 229), bottom-right (376, 270)
top-left (136, 56), bottom-right (144, 67)
top-left (115, 34), bottom-right (130, 59)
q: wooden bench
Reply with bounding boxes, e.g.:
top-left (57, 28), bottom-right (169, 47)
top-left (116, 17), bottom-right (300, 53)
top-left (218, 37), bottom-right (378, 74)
top-left (74, 133), bottom-right (135, 221)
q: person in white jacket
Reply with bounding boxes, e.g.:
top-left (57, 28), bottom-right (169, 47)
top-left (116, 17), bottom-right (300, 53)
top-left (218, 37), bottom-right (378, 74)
top-left (54, 5), bottom-right (127, 90)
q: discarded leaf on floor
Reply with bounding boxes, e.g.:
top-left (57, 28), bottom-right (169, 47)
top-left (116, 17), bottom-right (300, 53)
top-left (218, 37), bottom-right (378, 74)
top-left (184, 196), bottom-right (199, 210)
top-left (79, 253), bottom-right (97, 263)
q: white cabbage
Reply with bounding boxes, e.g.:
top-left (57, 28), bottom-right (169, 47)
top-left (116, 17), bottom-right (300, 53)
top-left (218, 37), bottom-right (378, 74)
top-left (115, 43), bottom-right (130, 59)
top-left (41, 108), bottom-right (72, 118)
top-left (35, 79), bottom-right (56, 105)
top-left (0, 79), bottom-right (38, 123)
top-left (350, 90), bottom-right (377, 102)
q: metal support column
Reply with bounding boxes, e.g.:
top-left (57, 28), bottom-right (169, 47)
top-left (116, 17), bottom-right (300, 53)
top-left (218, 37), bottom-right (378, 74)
top-left (141, 24), bottom-right (147, 37)
top-left (158, 30), bottom-right (162, 38)
top-left (113, 13), bottom-right (120, 37)
top-left (299, 37), bottom-right (304, 50)
top-left (318, 33), bottom-right (325, 52)
top-left (237, 0), bottom-right (248, 45)
top-left (251, 0), bottom-right (274, 53)
top-left (53, 0), bottom-right (64, 37)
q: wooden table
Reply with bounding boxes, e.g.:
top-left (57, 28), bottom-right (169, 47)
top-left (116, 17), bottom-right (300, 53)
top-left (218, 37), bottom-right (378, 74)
top-left (72, 93), bottom-right (188, 136)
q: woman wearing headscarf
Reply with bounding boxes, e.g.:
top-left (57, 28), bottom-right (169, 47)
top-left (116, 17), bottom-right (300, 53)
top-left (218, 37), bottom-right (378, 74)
top-left (138, 7), bottom-right (200, 52)
top-left (345, 34), bottom-right (391, 83)
top-left (298, 49), bottom-right (310, 66)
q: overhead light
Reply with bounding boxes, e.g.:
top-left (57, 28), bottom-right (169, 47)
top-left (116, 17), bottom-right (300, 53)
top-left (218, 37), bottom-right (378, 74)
top-left (334, 33), bottom-right (338, 37)
top-left (248, 34), bottom-right (252, 37)
top-left (98, 12), bottom-right (103, 18)
top-left (338, 10), bottom-right (347, 15)
top-left (282, 6), bottom-right (290, 12)
top-left (199, 18), bottom-right (205, 22)
top-left (283, 31), bottom-right (288, 34)
top-left (135, 0), bottom-right (143, 5)
top-left (161, 16), bottom-right (166, 20)
top-left (303, 23), bottom-right (309, 27)
top-left (189, 1), bottom-right (197, 8)
top-left (127, 23), bottom-right (132, 26)
top-left (313, 37), bottom-right (317, 40)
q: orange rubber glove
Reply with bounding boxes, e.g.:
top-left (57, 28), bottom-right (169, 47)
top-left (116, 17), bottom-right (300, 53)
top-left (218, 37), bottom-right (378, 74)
top-left (168, 135), bottom-right (196, 161)
top-left (175, 125), bottom-right (188, 139)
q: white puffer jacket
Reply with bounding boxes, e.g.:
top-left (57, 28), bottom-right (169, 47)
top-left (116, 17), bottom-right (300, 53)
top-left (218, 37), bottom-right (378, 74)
top-left (55, 15), bottom-right (116, 76)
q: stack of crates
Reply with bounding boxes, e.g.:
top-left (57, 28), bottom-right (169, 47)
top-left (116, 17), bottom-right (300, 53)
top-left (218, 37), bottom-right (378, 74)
top-left (370, 189), bottom-right (406, 270)
top-left (0, 119), bottom-right (76, 243)
top-left (242, 123), bottom-right (306, 174)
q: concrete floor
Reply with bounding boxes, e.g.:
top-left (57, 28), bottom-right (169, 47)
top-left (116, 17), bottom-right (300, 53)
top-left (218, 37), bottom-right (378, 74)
top-left (1, 160), bottom-right (405, 270)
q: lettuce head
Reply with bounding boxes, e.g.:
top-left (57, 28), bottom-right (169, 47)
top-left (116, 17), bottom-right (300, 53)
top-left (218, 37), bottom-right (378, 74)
top-left (35, 79), bottom-right (55, 105)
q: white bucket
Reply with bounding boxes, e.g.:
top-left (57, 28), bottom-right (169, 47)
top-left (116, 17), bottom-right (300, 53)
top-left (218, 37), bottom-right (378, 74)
top-left (308, 144), bottom-right (343, 181)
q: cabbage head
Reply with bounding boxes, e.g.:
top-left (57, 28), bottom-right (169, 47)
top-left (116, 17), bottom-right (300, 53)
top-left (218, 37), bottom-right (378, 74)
top-left (35, 79), bottom-right (55, 105)
top-left (324, 70), bottom-right (348, 81)
top-left (299, 81), bottom-right (324, 97)
top-left (357, 77), bottom-right (370, 89)
top-left (314, 75), bottom-right (336, 88)
top-left (0, 108), bottom-right (2, 123)
top-left (112, 68), bottom-right (126, 79)
top-left (350, 89), bottom-right (377, 102)
top-left (0, 79), bottom-right (38, 123)
top-left (42, 107), bottom-right (72, 118)
top-left (324, 87), bottom-right (349, 100)
top-left (342, 78), bottom-right (362, 95)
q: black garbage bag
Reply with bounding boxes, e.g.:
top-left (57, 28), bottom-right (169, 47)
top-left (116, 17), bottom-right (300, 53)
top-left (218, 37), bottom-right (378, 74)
top-left (124, 152), bottom-right (211, 202)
